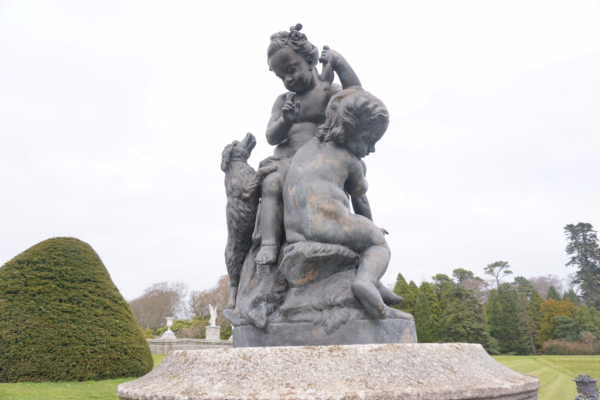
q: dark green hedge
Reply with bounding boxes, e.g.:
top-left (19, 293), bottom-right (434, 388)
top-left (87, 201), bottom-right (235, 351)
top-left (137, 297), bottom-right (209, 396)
top-left (0, 237), bottom-right (153, 382)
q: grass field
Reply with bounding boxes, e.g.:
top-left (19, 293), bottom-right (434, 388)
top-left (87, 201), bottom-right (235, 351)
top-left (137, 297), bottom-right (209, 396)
top-left (0, 354), bottom-right (596, 399)
top-left (493, 355), bottom-right (600, 399)
top-left (0, 355), bottom-right (166, 400)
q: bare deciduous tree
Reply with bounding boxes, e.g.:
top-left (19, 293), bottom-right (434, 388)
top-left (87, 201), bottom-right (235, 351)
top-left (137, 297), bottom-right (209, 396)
top-left (460, 278), bottom-right (490, 304)
top-left (129, 281), bottom-right (188, 329)
top-left (188, 275), bottom-right (230, 328)
top-left (529, 275), bottom-right (564, 300)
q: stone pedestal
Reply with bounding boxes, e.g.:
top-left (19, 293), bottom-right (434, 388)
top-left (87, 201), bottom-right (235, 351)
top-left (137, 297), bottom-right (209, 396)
top-left (160, 329), bottom-right (176, 340)
top-left (205, 325), bottom-right (220, 341)
top-left (117, 343), bottom-right (539, 400)
top-left (234, 318), bottom-right (416, 347)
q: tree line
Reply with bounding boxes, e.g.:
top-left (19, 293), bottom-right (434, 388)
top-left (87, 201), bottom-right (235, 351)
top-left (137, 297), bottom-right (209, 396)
top-left (393, 222), bottom-right (600, 355)
top-left (128, 275), bottom-right (232, 340)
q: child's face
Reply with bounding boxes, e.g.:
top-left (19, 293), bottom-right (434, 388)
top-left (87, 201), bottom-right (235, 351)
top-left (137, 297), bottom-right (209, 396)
top-left (345, 126), bottom-right (385, 159)
top-left (269, 47), bottom-right (314, 93)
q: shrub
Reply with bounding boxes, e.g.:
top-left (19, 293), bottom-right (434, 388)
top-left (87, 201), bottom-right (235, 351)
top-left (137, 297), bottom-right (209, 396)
top-left (144, 328), bottom-right (155, 339)
top-left (542, 337), bottom-right (599, 355)
top-left (0, 237), bottom-right (153, 382)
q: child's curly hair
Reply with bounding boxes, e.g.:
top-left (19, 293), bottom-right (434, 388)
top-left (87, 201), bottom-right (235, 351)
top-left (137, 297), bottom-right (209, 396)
top-left (267, 23), bottom-right (320, 68)
top-left (317, 87), bottom-right (389, 146)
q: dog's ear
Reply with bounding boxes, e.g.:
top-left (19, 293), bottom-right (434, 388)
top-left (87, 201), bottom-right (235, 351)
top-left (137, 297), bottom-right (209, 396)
top-left (221, 143), bottom-right (234, 172)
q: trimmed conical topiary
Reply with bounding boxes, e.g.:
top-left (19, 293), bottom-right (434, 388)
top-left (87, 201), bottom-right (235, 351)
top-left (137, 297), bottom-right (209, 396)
top-left (0, 237), bottom-right (153, 382)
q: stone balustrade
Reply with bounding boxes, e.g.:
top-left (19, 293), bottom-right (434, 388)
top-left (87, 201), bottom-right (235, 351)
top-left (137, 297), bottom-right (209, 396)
top-left (146, 338), bottom-right (232, 354)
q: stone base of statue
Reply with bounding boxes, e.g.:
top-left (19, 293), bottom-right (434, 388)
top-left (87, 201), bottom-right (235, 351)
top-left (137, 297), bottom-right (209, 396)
top-left (205, 325), bottom-right (221, 341)
top-left (234, 313), bottom-right (416, 347)
top-left (224, 240), bottom-right (417, 347)
top-left (116, 343), bottom-right (540, 400)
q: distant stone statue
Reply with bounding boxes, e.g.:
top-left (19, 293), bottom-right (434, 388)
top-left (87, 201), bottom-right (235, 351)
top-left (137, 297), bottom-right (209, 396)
top-left (222, 23), bottom-right (416, 347)
top-left (208, 305), bottom-right (217, 327)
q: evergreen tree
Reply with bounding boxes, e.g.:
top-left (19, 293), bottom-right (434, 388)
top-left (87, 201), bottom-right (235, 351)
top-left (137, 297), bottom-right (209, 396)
top-left (564, 223), bottom-right (600, 308)
top-left (590, 306), bottom-right (600, 338)
top-left (414, 291), bottom-right (440, 342)
top-left (574, 305), bottom-right (597, 336)
top-left (487, 289), bottom-right (503, 341)
top-left (420, 282), bottom-right (442, 321)
top-left (408, 280), bottom-right (419, 306)
top-left (529, 289), bottom-right (543, 329)
top-left (392, 273), bottom-right (412, 312)
top-left (393, 273), bottom-right (408, 294)
top-left (516, 293), bottom-right (538, 355)
top-left (547, 286), bottom-right (562, 301)
top-left (563, 289), bottom-right (581, 306)
top-left (484, 261), bottom-right (513, 288)
top-left (0, 238), bottom-right (153, 382)
top-left (432, 274), bottom-right (453, 312)
top-left (439, 285), bottom-right (498, 354)
top-left (497, 284), bottom-right (524, 354)
top-left (513, 276), bottom-right (534, 296)
top-left (395, 279), bottom-right (419, 314)
top-left (452, 268), bottom-right (474, 284)
top-left (554, 316), bottom-right (579, 342)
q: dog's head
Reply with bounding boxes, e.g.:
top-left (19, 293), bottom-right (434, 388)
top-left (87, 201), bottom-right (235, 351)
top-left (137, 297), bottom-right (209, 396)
top-left (221, 133), bottom-right (257, 172)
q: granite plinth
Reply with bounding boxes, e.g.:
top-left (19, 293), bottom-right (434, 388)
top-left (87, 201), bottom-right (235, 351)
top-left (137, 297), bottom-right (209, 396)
top-left (117, 343), bottom-right (539, 400)
top-left (234, 317), bottom-right (416, 347)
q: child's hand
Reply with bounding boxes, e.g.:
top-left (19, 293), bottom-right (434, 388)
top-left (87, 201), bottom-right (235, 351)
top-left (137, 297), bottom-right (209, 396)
top-left (282, 93), bottom-right (301, 123)
top-left (319, 45), bottom-right (340, 68)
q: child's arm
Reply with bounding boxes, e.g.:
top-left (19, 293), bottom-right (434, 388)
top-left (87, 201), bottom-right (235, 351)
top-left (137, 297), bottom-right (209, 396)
top-left (319, 46), bottom-right (361, 89)
top-left (351, 160), bottom-right (372, 220)
top-left (344, 159), bottom-right (368, 200)
top-left (351, 195), bottom-right (373, 221)
top-left (350, 162), bottom-right (387, 234)
top-left (266, 93), bottom-right (300, 145)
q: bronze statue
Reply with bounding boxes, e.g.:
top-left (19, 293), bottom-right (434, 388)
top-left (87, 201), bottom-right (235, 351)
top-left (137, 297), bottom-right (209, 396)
top-left (254, 23), bottom-right (362, 266)
top-left (222, 24), bottom-right (415, 347)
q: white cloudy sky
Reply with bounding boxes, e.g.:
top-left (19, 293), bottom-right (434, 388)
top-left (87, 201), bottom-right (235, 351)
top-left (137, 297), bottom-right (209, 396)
top-left (1, 0), bottom-right (599, 300)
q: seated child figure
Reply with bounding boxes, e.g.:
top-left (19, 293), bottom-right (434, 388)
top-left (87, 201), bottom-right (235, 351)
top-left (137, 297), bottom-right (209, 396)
top-left (283, 87), bottom-right (393, 319)
top-left (254, 23), bottom-right (363, 265)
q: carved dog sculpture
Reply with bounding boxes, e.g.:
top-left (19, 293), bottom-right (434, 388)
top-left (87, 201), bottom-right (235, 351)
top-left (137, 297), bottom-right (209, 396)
top-left (221, 133), bottom-right (276, 309)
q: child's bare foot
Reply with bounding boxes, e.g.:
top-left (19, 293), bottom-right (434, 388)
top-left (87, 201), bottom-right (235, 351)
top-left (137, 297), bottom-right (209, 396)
top-left (377, 281), bottom-right (403, 305)
top-left (225, 286), bottom-right (238, 309)
top-left (255, 245), bottom-right (278, 265)
top-left (352, 279), bottom-right (386, 319)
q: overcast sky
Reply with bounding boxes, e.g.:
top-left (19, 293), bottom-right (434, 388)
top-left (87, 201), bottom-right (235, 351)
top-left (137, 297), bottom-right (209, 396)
top-left (1, 0), bottom-right (599, 300)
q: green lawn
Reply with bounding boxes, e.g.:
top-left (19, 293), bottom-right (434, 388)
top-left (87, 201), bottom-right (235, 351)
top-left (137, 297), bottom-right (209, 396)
top-left (0, 355), bottom-right (166, 400)
top-left (493, 355), bottom-right (600, 399)
top-left (0, 354), bottom-right (596, 399)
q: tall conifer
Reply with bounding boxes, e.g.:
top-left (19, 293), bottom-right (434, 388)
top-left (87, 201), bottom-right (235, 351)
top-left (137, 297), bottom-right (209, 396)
top-left (547, 286), bottom-right (561, 301)
top-left (498, 284), bottom-right (524, 353)
top-left (392, 273), bottom-right (412, 312)
top-left (487, 289), bottom-right (503, 342)
top-left (414, 291), bottom-right (440, 342)
top-left (516, 293), bottom-right (538, 354)
top-left (440, 286), bottom-right (498, 353)
top-left (420, 282), bottom-right (442, 321)
top-left (564, 223), bottom-right (600, 307)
